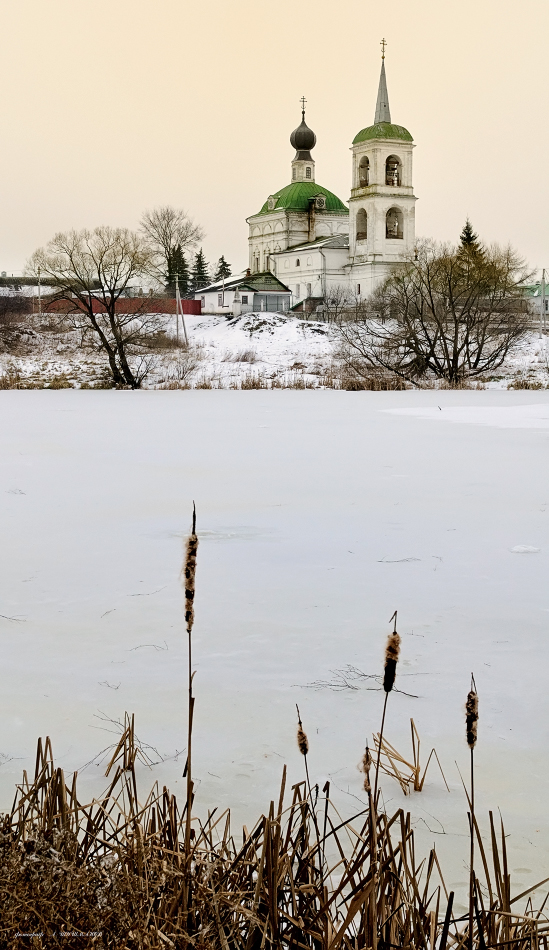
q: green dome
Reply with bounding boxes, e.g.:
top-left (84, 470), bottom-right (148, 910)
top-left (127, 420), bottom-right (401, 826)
top-left (258, 182), bottom-right (347, 215)
top-left (352, 122), bottom-right (413, 145)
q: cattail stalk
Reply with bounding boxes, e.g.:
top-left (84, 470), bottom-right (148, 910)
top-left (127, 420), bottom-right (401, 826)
top-left (370, 612), bottom-right (401, 950)
top-left (296, 704), bottom-right (320, 854)
top-left (373, 611), bottom-right (401, 805)
top-left (182, 503), bottom-right (198, 912)
top-left (466, 674), bottom-right (478, 950)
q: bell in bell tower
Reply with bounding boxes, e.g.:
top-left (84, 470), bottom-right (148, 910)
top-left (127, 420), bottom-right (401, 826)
top-left (290, 98), bottom-right (316, 183)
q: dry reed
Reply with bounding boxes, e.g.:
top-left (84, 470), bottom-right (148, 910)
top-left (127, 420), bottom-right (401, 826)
top-left (3, 554), bottom-right (548, 948)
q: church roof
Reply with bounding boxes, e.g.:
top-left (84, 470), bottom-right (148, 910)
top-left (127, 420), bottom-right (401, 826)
top-left (257, 182), bottom-right (347, 216)
top-left (352, 121), bottom-right (413, 144)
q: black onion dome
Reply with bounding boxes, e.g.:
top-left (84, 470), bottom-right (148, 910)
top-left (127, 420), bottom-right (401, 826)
top-left (290, 117), bottom-right (316, 159)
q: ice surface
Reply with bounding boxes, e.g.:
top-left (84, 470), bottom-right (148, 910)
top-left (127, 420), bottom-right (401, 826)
top-left (1, 390), bottom-right (548, 907)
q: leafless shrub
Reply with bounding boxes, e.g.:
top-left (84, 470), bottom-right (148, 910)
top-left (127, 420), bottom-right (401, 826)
top-left (335, 240), bottom-right (533, 385)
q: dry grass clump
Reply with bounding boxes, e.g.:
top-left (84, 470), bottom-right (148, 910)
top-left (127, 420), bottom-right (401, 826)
top-left (508, 376), bottom-right (547, 390)
top-left (224, 348), bottom-right (258, 363)
top-left (342, 372), bottom-right (408, 391)
top-left (3, 721), bottom-right (548, 949)
top-left (231, 373), bottom-right (268, 390)
top-left (46, 373), bottom-right (74, 389)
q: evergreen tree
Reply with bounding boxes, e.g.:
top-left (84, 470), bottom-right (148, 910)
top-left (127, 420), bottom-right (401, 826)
top-left (214, 255), bottom-right (232, 281)
top-left (191, 248), bottom-right (210, 292)
top-left (460, 219), bottom-right (481, 250)
top-left (165, 245), bottom-right (189, 298)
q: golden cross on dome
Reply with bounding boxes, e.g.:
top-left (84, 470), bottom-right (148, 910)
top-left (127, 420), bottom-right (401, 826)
top-left (381, 38), bottom-right (387, 60)
top-left (300, 95), bottom-right (307, 117)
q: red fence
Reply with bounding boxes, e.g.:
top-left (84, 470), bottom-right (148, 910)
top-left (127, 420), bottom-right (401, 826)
top-left (44, 297), bottom-right (201, 315)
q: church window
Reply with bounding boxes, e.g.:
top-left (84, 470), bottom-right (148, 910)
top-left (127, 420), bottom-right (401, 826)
top-left (306, 283), bottom-right (312, 297)
top-left (218, 294), bottom-right (223, 306)
top-left (296, 284), bottom-right (301, 298)
top-left (357, 284), bottom-right (361, 296)
top-left (296, 259), bottom-right (300, 267)
top-left (386, 156), bottom-right (401, 186)
top-left (292, 167), bottom-right (296, 180)
top-left (356, 209), bottom-right (367, 242)
top-left (306, 167), bottom-right (312, 179)
top-left (359, 156), bottom-right (370, 187)
top-left (242, 295), bottom-right (248, 304)
top-left (386, 207), bottom-right (403, 239)
top-left (284, 259), bottom-right (289, 268)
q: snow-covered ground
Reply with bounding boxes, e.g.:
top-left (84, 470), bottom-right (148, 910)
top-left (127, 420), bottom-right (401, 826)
top-left (1, 391), bottom-right (549, 911)
top-left (1, 311), bottom-right (548, 389)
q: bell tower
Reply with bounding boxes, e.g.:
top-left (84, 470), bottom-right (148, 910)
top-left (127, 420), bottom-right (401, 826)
top-left (348, 42), bottom-right (416, 275)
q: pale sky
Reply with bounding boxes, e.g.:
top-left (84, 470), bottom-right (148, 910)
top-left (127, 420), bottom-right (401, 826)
top-left (1, 0), bottom-right (548, 277)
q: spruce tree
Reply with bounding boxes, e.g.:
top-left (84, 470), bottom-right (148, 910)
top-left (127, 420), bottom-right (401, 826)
top-left (459, 218), bottom-right (484, 257)
top-left (165, 245), bottom-right (189, 298)
top-left (460, 219), bottom-right (480, 250)
top-left (191, 249), bottom-right (210, 292)
top-left (214, 255), bottom-right (232, 281)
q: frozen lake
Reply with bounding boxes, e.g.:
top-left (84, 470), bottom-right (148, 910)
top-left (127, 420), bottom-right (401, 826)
top-left (1, 390), bottom-right (548, 906)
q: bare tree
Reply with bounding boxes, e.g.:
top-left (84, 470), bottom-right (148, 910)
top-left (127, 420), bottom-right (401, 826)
top-left (139, 206), bottom-right (204, 288)
top-left (27, 227), bottom-right (160, 388)
top-left (336, 241), bottom-right (532, 385)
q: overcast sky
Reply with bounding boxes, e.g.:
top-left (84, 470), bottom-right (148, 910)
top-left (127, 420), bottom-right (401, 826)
top-left (1, 0), bottom-right (548, 276)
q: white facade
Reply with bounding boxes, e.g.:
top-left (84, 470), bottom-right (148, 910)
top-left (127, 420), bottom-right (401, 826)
top-left (271, 236), bottom-right (350, 308)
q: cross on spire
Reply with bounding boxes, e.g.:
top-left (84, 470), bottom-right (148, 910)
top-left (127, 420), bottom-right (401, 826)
top-left (300, 95), bottom-right (307, 118)
top-left (381, 37), bottom-right (387, 60)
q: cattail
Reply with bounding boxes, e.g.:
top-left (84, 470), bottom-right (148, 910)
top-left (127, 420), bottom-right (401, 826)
top-left (296, 705), bottom-right (309, 756)
top-left (361, 744), bottom-right (372, 793)
top-left (182, 503), bottom-right (198, 634)
top-left (465, 687), bottom-right (478, 748)
top-left (383, 630), bottom-right (401, 693)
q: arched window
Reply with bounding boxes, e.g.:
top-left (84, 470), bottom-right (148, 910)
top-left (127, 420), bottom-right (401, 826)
top-left (296, 259), bottom-right (300, 267)
top-left (386, 207), bottom-right (403, 239)
top-left (292, 167), bottom-right (296, 180)
top-left (305, 166), bottom-right (312, 179)
top-left (386, 155), bottom-right (401, 186)
top-left (359, 156), bottom-right (369, 187)
top-left (356, 209), bottom-right (367, 242)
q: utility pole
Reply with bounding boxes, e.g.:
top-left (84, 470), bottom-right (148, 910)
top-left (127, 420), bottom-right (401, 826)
top-left (175, 273), bottom-right (189, 346)
top-left (37, 266), bottom-right (42, 316)
top-left (175, 273), bottom-right (180, 345)
top-left (540, 269), bottom-right (546, 339)
top-left (542, 268), bottom-right (546, 336)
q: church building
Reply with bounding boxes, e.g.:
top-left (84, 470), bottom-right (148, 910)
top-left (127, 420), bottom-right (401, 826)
top-left (196, 47), bottom-right (416, 313)
top-left (248, 47), bottom-right (416, 309)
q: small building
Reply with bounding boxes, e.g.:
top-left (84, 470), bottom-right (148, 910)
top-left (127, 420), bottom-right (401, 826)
top-left (196, 271), bottom-right (291, 314)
